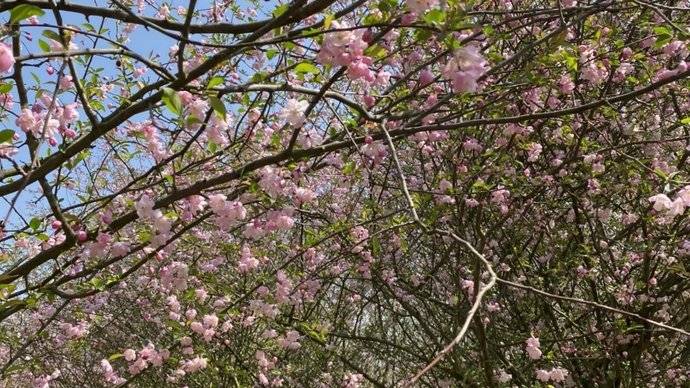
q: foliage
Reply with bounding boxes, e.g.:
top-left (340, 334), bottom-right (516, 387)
top-left (0, 0), bottom-right (688, 386)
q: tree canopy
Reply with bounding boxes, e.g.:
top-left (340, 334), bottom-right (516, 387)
top-left (0, 0), bottom-right (689, 386)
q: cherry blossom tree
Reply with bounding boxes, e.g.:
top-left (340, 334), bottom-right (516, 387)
top-left (0, 0), bottom-right (689, 386)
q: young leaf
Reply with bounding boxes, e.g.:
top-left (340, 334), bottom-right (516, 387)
top-left (29, 218), bottom-right (41, 231)
top-left (38, 39), bottom-right (51, 53)
top-left (10, 4), bottom-right (45, 24)
top-left (0, 130), bottom-right (15, 144)
top-left (42, 30), bottom-right (62, 42)
top-left (207, 76), bottom-right (225, 89)
top-left (0, 83), bottom-right (12, 94)
top-left (209, 96), bottom-right (226, 119)
top-left (161, 87), bottom-right (182, 116)
top-left (294, 62), bottom-right (320, 75)
top-left (272, 4), bottom-right (289, 17)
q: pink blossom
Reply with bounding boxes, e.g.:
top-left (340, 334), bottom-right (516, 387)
top-left (156, 4), bottom-right (170, 19)
top-left (0, 143), bottom-right (17, 159)
top-left (550, 367), bottom-right (569, 383)
top-left (279, 98), bottom-right (309, 126)
top-left (123, 348), bottom-right (136, 361)
top-left (419, 68), bottom-right (434, 86)
top-left (0, 43), bottom-right (14, 73)
top-left (202, 314), bottom-right (219, 328)
top-left (649, 194), bottom-right (672, 212)
top-left (111, 241), bottom-right (130, 257)
top-left (536, 369), bottom-right (551, 382)
top-left (277, 330), bottom-right (301, 350)
top-left (62, 103), bottom-right (79, 124)
top-left (525, 336), bottom-right (542, 359)
top-left (207, 194), bottom-right (246, 230)
top-left (59, 75), bottom-right (74, 90)
top-left (182, 357), bottom-right (207, 373)
top-left (16, 108), bottom-right (38, 134)
top-left (238, 244), bottom-right (260, 273)
top-left (101, 359), bottom-right (125, 384)
top-left (406, 0), bottom-right (439, 15)
top-left (526, 142), bottom-right (543, 162)
top-left (443, 46), bottom-right (488, 93)
top-left (293, 187), bottom-right (316, 205)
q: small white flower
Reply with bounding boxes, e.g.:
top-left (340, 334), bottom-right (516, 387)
top-left (279, 99), bottom-right (309, 126)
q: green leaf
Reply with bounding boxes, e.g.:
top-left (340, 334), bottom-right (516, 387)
top-left (266, 48), bottom-right (279, 60)
top-left (0, 130), bottom-right (15, 144)
top-left (89, 277), bottom-right (105, 291)
top-left (415, 29), bottom-right (433, 42)
top-left (42, 30), bottom-right (62, 43)
top-left (207, 76), bottom-right (224, 89)
top-left (250, 71), bottom-right (268, 83)
top-left (29, 217), bottom-right (41, 231)
top-left (282, 41), bottom-right (296, 51)
top-left (680, 117), bottom-right (690, 125)
top-left (342, 161), bottom-right (356, 175)
top-left (653, 26), bottom-right (672, 36)
top-left (209, 96), bottom-right (226, 119)
top-left (323, 13), bottom-right (334, 29)
top-left (10, 4), bottom-right (44, 24)
top-left (423, 9), bottom-right (446, 25)
top-left (364, 44), bottom-right (387, 59)
top-left (38, 39), bottom-right (51, 53)
top-left (378, 0), bottom-right (397, 13)
top-left (137, 229), bottom-right (152, 243)
top-left (161, 87), bottom-right (182, 116)
top-left (272, 4), bottom-right (289, 17)
top-left (294, 62), bottom-right (319, 75)
top-left (0, 82), bottom-right (12, 94)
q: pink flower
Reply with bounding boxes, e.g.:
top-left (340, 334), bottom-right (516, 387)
top-left (111, 241), bottom-right (130, 257)
top-left (443, 46), bottom-right (488, 93)
top-left (526, 142), bottom-right (543, 162)
top-left (238, 244), bottom-right (260, 273)
top-left (581, 62), bottom-right (608, 84)
top-left (123, 349), bottom-right (136, 361)
top-left (419, 68), bottom-right (434, 86)
top-left (406, 0), bottom-right (439, 14)
top-left (279, 99), bottom-right (309, 126)
top-left (190, 321), bottom-right (204, 334)
top-left (439, 179), bottom-right (452, 192)
top-left (207, 194), bottom-right (246, 229)
top-left (550, 367), bottom-right (569, 383)
top-left (316, 20), bottom-right (375, 82)
top-left (202, 314), bottom-right (219, 329)
top-left (649, 194), bottom-right (672, 212)
top-left (156, 4), bottom-right (170, 19)
top-left (525, 336), bottom-right (542, 359)
top-left (347, 58), bottom-right (375, 82)
top-left (62, 103), bottom-right (80, 124)
top-left (0, 143), bottom-right (17, 158)
top-left (536, 369), bottom-right (551, 382)
top-left (293, 187), bottom-right (316, 205)
top-left (0, 93), bottom-right (13, 110)
top-left (16, 108), bottom-right (37, 134)
top-left (182, 357), bottom-right (207, 373)
top-left (557, 74), bottom-right (575, 93)
top-left (59, 75), bottom-right (74, 90)
top-left (0, 43), bottom-right (14, 74)
top-left (277, 330), bottom-right (301, 350)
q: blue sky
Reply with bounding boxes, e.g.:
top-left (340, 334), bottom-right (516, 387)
top-left (0, 0), bottom-right (284, 234)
